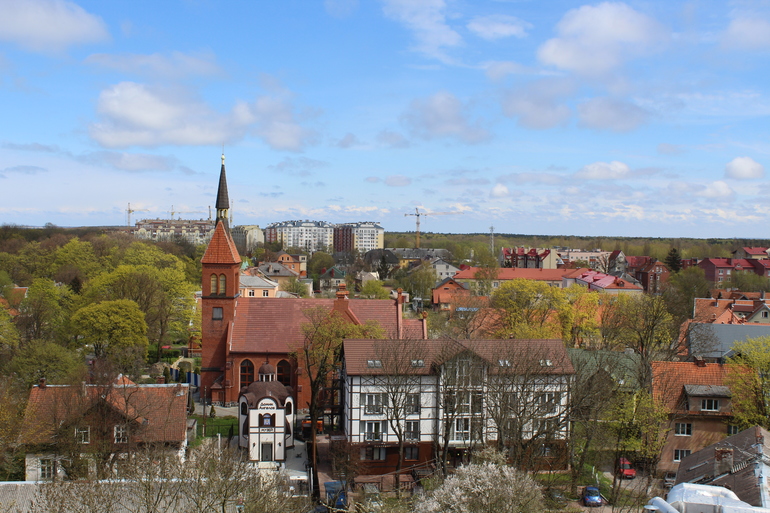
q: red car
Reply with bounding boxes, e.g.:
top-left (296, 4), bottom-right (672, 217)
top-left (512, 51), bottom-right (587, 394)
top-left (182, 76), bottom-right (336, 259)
top-left (616, 457), bottom-right (636, 479)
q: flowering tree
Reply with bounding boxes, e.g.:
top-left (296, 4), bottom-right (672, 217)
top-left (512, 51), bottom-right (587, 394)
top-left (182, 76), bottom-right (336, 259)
top-left (413, 462), bottom-right (545, 513)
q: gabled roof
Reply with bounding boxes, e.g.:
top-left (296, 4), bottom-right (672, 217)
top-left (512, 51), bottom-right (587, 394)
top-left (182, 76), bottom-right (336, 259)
top-left (453, 267), bottom-right (587, 281)
top-left (652, 361), bottom-right (732, 411)
top-left (343, 338), bottom-right (574, 377)
top-left (240, 274), bottom-right (278, 289)
top-left (18, 379), bottom-right (188, 446)
top-left (258, 262), bottom-right (299, 277)
top-left (229, 297), bottom-right (425, 353)
top-left (201, 220), bottom-right (240, 265)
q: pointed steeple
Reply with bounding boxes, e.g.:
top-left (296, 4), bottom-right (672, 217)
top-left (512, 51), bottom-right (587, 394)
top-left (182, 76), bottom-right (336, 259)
top-left (216, 153), bottom-right (230, 229)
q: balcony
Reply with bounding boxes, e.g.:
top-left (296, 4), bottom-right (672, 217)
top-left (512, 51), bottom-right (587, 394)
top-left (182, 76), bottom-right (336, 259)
top-left (364, 405), bottom-right (383, 415)
top-left (405, 431), bottom-right (419, 441)
top-left (365, 432), bottom-right (382, 441)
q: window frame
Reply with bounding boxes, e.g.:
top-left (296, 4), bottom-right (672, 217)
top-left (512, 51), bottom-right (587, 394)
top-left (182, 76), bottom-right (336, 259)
top-left (674, 423), bottom-right (692, 436)
top-left (673, 449), bottom-right (691, 462)
top-left (701, 399), bottom-right (720, 411)
top-left (75, 426), bottom-right (90, 444)
top-left (114, 424), bottom-right (128, 444)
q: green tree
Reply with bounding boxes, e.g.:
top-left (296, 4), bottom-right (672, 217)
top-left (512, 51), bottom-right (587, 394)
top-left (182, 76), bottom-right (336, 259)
top-left (490, 279), bottom-right (569, 339)
top-left (724, 270), bottom-right (770, 292)
top-left (399, 263), bottom-right (437, 301)
top-left (359, 279), bottom-right (389, 299)
top-left (70, 299), bottom-right (148, 372)
top-left (308, 251), bottom-right (334, 276)
top-left (9, 340), bottom-right (85, 388)
top-left (664, 247), bottom-right (682, 273)
top-left (726, 336), bottom-right (770, 430)
top-left (664, 266), bottom-right (711, 324)
top-left (561, 285), bottom-right (600, 347)
top-left (0, 307), bottom-right (19, 358)
top-left (52, 238), bottom-right (104, 287)
top-left (280, 277), bottom-right (309, 297)
top-left (298, 307), bottom-right (383, 497)
top-left (16, 278), bottom-right (71, 344)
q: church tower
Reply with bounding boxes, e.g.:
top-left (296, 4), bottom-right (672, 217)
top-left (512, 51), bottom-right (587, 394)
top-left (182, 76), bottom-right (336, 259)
top-left (200, 154), bottom-right (241, 404)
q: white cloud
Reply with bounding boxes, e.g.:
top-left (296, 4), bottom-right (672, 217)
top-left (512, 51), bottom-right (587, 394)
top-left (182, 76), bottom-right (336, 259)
top-left (385, 175), bottom-right (412, 186)
top-left (85, 51), bottom-right (222, 79)
top-left (79, 151), bottom-right (176, 172)
top-left (725, 156), bottom-right (764, 180)
top-left (722, 17), bottom-right (770, 50)
top-left (482, 60), bottom-right (528, 82)
top-left (381, 0), bottom-right (461, 62)
top-left (698, 180), bottom-right (734, 198)
top-left (335, 133), bottom-right (361, 148)
top-left (90, 81), bottom-right (314, 151)
top-left (577, 97), bottom-right (648, 132)
top-left (402, 91), bottom-right (490, 143)
top-left (0, 0), bottom-right (109, 54)
top-left (490, 183), bottom-right (510, 197)
top-left (501, 78), bottom-right (574, 129)
top-left (467, 14), bottom-right (531, 41)
top-left (537, 2), bottom-right (667, 75)
top-left (268, 157), bottom-right (327, 177)
top-left (576, 161), bottom-right (631, 180)
top-left (377, 130), bottom-right (410, 148)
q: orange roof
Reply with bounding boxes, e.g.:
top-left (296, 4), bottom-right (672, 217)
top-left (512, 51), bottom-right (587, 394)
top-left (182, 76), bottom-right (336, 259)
top-left (201, 220), bottom-right (240, 265)
top-left (453, 267), bottom-right (588, 282)
top-left (18, 379), bottom-right (188, 446)
top-left (651, 361), bottom-right (732, 411)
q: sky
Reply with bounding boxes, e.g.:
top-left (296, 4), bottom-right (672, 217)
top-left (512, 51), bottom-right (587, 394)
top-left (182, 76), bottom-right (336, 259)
top-left (2, 0), bottom-right (770, 238)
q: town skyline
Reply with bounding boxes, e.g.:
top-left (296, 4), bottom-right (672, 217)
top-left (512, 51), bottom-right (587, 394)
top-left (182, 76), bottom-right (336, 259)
top-left (2, 0), bottom-right (769, 238)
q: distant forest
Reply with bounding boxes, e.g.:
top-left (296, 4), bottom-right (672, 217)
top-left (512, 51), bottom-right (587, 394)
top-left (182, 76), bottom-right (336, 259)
top-left (385, 231), bottom-right (770, 261)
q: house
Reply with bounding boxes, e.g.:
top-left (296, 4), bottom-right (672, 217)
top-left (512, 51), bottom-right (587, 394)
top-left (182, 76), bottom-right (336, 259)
top-left (673, 425), bottom-right (770, 508)
top-left (453, 267), bottom-right (588, 292)
top-left (500, 247), bottom-right (559, 269)
top-left (698, 258), bottom-right (770, 284)
top-left (18, 377), bottom-right (188, 481)
top-left (557, 249), bottom-right (612, 270)
top-left (334, 222), bottom-right (385, 253)
top-left (200, 159), bottom-right (427, 408)
top-left (319, 266), bottom-right (347, 292)
top-left (362, 249), bottom-right (400, 276)
top-left (430, 258), bottom-right (460, 281)
top-left (625, 257), bottom-right (670, 294)
top-left (607, 250), bottom-right (628, 275)
top-left (341, 338), bottom-right (574, 476)
top-left (431, 277), bottom-right (470, 311)
top-left (732, 247), bottom-right (770, 260)
top-left (569, 270), bottom-right (644, 295)
top-left (273, 251), bottom-right (307, 277)
top-left (652, 360), bottom-right (735, 474)
top-left (238, 361), bottom-right (295, 465)
top-left (230, 224), bottom-right (264, 254)
top-left (240, 272), bottom-right (279, 298)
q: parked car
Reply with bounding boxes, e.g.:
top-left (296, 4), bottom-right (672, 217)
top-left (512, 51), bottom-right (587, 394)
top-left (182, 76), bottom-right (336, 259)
top-left (616, 457), bottom-right (636, 479)
top-left (582, 486), bottom-right (603, 507)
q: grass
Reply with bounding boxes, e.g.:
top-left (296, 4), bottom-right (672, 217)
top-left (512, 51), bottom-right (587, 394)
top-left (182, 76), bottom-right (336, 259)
top-left (189, 414), bottom-right (238, 438)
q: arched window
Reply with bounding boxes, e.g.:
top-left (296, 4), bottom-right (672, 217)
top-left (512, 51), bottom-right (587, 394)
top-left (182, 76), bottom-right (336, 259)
top-left (277, 360), bottom-right (292, 387)
top-left (285, 401), bottom-right (293, 415)
top-left (210, 274), bottom-right (217, 295)
top-left (219, 274), bottom-right (226, 296)
top-left (240, 402), bottom-right (248, 416)
top-left (240, 360), bottom-right (254, 387)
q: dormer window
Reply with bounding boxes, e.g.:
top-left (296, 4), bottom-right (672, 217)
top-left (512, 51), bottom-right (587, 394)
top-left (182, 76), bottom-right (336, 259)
top-left (701, 399), bottom-right (720, 411)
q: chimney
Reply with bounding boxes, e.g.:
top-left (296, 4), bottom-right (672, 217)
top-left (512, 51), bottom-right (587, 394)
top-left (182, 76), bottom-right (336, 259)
top-left (396, 288), bottom-right (404, 338)
top-left (156, 376), bottom-right (165, 384)
top-left (714, 447), bottom-right (733, 476)
top-left (694, 356), bottom-right (706, 367)
top-left (38, 378), bottom-right (46, 389)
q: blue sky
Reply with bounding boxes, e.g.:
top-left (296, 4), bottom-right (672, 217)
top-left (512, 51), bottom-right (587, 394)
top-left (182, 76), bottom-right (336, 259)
top-left (2, 0), bottom-right (770, 238)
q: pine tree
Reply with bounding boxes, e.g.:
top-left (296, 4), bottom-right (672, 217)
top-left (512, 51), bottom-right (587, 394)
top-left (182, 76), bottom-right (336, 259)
top-left (665, 247), bottom-right (682, 273)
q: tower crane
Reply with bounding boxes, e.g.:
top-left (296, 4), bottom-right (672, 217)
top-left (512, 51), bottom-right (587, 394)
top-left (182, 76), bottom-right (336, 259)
top-left (169, 205), bottom-right (205, 219)
top-left (126, 203), bottom-right (149, 226)
top-left (404, 208), bottom-right (463, 248)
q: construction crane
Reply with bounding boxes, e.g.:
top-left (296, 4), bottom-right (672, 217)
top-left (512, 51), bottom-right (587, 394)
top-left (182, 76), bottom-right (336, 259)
top-left (169, 205), bottom-right (205, 219)
top-left (126, 203), bottom-right (149, 226)
top-left (404, 208), bottom-right (463, 248)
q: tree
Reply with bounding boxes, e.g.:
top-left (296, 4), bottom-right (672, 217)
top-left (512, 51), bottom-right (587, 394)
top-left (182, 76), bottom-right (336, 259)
top-left (359, 279), bottom-right (389, 299)
top-left (490, 279), bottom-right (568, 339)
top-left (298, 307), bottom-right (384, 497)
top-left (664, 247), bottom-right (682, 273)
top-left (724, 270), bottom-right (770, 292)
top-left (400, 263), bottom-right (437, 301)
top-left (8, 340), bottom-right (85, 388)
top-left (664, 266), bottom-right (711, 325)
top-left (726, 336), bottom-right (770, 430)
top-left (308, 251), bottom-right (334, 276)
top-left (16, 278), bottom-right (71, 344)
top-left (280, 277), bottom-right (309, 297)
top-left (70, 300), bottom-right (148, 373)
top-left (413, 462), bottom-right (545, 513)
top-left (561, 285), bottom-right (600, 348)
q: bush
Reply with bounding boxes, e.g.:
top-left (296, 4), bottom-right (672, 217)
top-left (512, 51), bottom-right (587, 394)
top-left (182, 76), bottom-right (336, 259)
top-left (209, 405), bottom-right (216, 418)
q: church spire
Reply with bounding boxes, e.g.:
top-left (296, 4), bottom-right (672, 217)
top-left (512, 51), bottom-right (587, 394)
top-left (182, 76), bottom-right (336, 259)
top-left (215, 153), bottom-right (230, 229)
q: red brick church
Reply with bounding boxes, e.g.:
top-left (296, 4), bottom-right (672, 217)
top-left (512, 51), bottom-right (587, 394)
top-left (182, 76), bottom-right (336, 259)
top-left (200, 156), bottom-right (426, 407)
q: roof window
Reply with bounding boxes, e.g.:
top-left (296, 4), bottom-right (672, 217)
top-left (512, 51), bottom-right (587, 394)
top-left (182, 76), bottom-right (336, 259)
top-left (539, 359), bottom-right (553, 367)
top-left (411, 359), bottom-right (425, 367)
top-left (498, 359), bottom-right (512, 367)
top-left (367, 360), bottom-right (382, 368)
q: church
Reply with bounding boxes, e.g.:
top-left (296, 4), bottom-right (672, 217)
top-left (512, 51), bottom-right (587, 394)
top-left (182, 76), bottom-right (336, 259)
top-left (200, 156), bottom-right (427, 408)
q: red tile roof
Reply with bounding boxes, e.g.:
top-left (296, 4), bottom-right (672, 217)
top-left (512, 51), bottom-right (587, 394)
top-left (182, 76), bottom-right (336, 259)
top-left (652, 361), bottom-right (732, 411)
top-left (453, 267), bottom-right (587, 282)
top-left (229, 297), bottom-right (425, 353)
top-left (201, 221), bottom-right (240, 265)
top-left (19, 380), bottom-right (188, 446)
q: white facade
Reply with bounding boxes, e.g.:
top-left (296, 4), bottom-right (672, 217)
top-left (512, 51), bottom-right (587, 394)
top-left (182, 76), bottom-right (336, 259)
top-left (265, 220), bottom-right (334, 252)
top-left (430, 258), bottom-right (460, 282)
top-left (133, 218), bottom-right (215, 245)
top-left (231, 225), bottom-right (264, 253)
